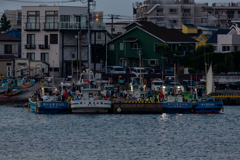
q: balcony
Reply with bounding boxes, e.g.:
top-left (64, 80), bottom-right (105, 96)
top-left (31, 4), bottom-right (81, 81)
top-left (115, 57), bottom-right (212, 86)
top-left (59, 22), bottom-right (106, 30)
top-left (25, 44), bottom-right (36, 49)
top-left (44, 22), bottom-right (59, 31)
top-left (182, 12), bottom-right (191, 18)
top-left (25, 23), bottom-right (40, 31)
top-left (39, 44), bottom-right (50, 49)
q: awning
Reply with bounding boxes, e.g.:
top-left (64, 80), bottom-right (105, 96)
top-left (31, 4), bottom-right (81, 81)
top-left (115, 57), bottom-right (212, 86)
top-left (123, 37), bottom-right (139, 42)
top-left (15, 66), bottom-right (29, 72)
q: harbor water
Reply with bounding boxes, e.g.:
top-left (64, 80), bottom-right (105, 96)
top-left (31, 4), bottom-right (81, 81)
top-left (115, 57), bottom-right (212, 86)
top-left (0, 105), bottom-right (240, 159)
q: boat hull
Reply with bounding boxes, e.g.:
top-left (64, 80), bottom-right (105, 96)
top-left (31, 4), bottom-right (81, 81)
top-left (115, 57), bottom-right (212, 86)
top-left (163, 102), bottom-right (192, 114)
top-left (29, 98), bottom-right (68, 114)
top-left (193, 102), bottom-right (223, 113)
top-left (70, 100), bottom-right (111, 114)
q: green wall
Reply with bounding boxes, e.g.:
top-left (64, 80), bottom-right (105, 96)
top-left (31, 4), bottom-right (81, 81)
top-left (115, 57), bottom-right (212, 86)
top-left (107, 28), bottom-right (164, 67)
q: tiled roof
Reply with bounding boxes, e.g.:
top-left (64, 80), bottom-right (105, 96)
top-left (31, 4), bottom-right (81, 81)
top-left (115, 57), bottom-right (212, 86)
top-left (206, 29), bottom-right (230, 44)
top-left (183, 24), bottom-right (197, 28)
top-left (137, 21), bottom-right (197, 43)
top-left (0, 33), bottom-right (21, 42)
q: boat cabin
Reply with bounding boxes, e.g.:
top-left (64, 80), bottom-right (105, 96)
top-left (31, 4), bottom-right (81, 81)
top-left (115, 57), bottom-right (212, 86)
top-left (82, 89), bottom-right (100, 100)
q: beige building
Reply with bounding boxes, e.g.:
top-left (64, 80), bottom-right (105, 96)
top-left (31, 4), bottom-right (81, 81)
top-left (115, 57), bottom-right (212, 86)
top-left (133, 0), bottom-right (240, 29)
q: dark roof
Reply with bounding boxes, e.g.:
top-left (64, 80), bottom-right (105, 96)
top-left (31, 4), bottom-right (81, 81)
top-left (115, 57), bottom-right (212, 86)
top-left (4, 30), bottom-right (21, 39)
top-left (124, 37), bottom-right (139, 42)
top-left (199, 26), bottom-right (218, 30)
top-left (0, 33), bottom-right (21, 42)
top-left (203, 34), bottom-right (213, 40)
top-left (183, 24), bottom-right (197, 28)
top-left (136, 21), bottom-right (197, 43)
top-left (0, 55), bottom-right (18, 59)
top-left (187, 33), bottom-right (201, 38)
top-left (206, 29), bottom-right (230, 44)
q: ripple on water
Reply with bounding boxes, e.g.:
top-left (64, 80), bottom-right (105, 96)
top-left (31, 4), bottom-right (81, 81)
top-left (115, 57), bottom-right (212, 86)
top-left (0, 105), bottom-right (240, 160)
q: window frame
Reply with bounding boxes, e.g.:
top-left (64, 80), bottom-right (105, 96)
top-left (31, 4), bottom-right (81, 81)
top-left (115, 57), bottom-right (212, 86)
top-left (27, 53), bottom-right (35, 60)
top-left (50, 34), bottom-right (58, 44)
top-left (41, 53), bottom-right (49, 63)
top-left (120, 43), bottom-right (124, 50)
top-left (170, 9), bottom-right (177, 13)
top-left (4, 45), bottom-right (12, 54)
top-left (110, 44), bottom-right (114, 50)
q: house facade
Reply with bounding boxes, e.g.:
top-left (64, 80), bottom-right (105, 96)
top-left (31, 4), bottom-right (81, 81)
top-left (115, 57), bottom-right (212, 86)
top-left (182, 24), bottom-right (208, 49)
top-left (107, 21), bottom-right (197, 68)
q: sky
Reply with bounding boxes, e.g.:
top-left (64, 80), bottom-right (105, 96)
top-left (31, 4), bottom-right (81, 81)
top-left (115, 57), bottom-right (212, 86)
top-left (1, 0), bottom-right (240, 22)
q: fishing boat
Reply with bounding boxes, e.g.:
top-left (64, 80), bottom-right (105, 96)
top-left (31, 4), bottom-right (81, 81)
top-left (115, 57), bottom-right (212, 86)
top-left (70, 88), bottom-right (111, 114)
top-left (29, 76), bottom-right (69, 114)
top-left (5, 88), bottom-right (21, 96)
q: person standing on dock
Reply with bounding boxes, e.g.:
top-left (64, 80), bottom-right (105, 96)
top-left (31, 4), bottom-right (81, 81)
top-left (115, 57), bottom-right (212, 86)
top-left (111, 89), bottom-right (114, 101)
top-left (63, 89), bottom-right (68, 102)
top-left (106, 88), bottom-right (110, 99)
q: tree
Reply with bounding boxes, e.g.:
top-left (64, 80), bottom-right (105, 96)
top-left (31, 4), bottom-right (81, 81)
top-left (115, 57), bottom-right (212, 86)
top-left (0, 14), bottom-right (11, 32)
top-left (155, 44), bottom-right (181, 65)
top-left (195, 45), bottom-right (214, 57)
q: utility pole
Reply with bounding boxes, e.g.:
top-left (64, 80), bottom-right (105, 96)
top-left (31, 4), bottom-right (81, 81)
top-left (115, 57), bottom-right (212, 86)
top-left (109, 14), bottom-right (120, 35)
top-left (138, 49), bottom-right (143, 87)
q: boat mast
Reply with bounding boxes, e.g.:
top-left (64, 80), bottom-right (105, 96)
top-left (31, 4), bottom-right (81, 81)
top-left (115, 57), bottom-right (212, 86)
top-left (205, 62), bottom-right (207, 95)
top-left (87, 0), bottom-right (91, 88)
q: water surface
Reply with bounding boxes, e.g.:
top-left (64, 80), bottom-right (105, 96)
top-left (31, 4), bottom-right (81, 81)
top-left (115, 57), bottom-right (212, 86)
top-left (0, 105), bottom-right (239, 160)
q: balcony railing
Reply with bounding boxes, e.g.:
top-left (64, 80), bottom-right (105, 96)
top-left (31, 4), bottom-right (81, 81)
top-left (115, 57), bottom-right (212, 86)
top-left (44, 22), bottom-right (59, 31)
top-left (38, 44), bottom-right (50, 49)
top-left (59, 22), bottom-right (106, 30)
top-left (25, 44), bottom-right (36, 49)
top-left (182, 12), bottom-right (191, 18)
top-left (25, 23), bottom-right (40, 31)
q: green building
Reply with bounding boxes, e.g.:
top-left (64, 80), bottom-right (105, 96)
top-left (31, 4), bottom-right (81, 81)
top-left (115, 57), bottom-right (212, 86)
top-left (107, 21), bottom-right (197, 68)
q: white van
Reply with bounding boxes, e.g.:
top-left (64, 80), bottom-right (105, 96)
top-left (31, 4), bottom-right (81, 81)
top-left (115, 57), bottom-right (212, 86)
top-left (131, 67), bottom-right (148, 74)
top-left (107, 66), bottom-right (126, 74)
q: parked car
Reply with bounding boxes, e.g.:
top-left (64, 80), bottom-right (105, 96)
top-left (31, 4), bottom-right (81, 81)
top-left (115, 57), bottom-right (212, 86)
top-left (162, 81), bottom-right (184, 94)
top-left (107, 66), bottom-right (126, 74)
top-left (148, 69), bottom-right (162, 74)
top-left (151, 79), bottom-right (163, 91)
top-left (131, 67), bottom-right (148, 74)
top-left (182, 80), bottom-right (197, 91)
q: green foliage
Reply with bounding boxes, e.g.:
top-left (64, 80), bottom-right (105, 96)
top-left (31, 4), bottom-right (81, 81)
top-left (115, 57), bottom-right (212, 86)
top-left (0, 14), bottom-right (11, 32)
top-left (188, 67), bottom-right (196, 74)
top-left (195, 45), bottom-right (214, 57)
top-left (155, 44), bottom-right (181, 65)
top-left (213, 62), bottom-right (229, 73)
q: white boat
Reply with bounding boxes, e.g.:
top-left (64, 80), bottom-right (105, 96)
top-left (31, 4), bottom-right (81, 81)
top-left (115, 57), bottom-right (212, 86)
top-left (70, 88), bottom-right (111, 113)
top-left (5, 88), bottom-right (21, 96)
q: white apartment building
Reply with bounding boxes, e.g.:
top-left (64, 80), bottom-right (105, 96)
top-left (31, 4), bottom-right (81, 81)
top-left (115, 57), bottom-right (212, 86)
top-left (21, 5), bottom-right (108, 77)
top-left (133, 0), bottom-right (240, 29)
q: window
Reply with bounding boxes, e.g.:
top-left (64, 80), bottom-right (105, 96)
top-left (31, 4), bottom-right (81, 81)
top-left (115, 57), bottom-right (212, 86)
top-left (27, 34), bottom-right (35, 47)
top-left (157, 8), bottom-right (163, 12)
top-left (154, 43), bottom-right (158, 51)
top-left (45, 11), bottom-right (58, 29)
top-left (132, 43), bottom-right (138, 50)
top-left (4, 45), bottom-right (12, 54)
top-left (183, 20), bottom-right (190, 24)
top-left (50, 34), bottom-right (58, 44)
top-left (215, 11), bottom-right (218, 15)
top-left (97, 32), bottom-right (101, 39)
top-left (120, 43), bottom-right (124, 50)
top-left (156, 20), bottom-right (163, 25)
top-left (41, 53), bottom-right (49, 63)
top-left (222, 46), bottom-right (230, 51)
top-left (60, 15), bottom-right (70, 22)
top-left (170, 20), bottom-right (177, 24)
top-left (27, 11), bottom-right (40, 29)
top-left (183, 9), bottom-right (190, 13)
top-left (214, 46), bottom-right (217, 51)
top-left (72, 54), bottom-right (75, 58)
top-left (110, 44), bottom-right (114, 50)
top-left (149, 60), bottom-right (158, 66)
top-left (27, 53), bottom-right (35, 60)
top-left (199, 37), bottom-right (203, 41)
top-left (170, 9), bottom-right (177, 13)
